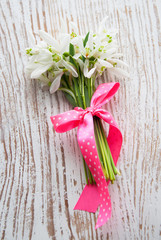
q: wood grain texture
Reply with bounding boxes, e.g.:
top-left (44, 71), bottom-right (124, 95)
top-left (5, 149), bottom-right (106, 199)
top-left (0, 0), bottom-right (161, 239)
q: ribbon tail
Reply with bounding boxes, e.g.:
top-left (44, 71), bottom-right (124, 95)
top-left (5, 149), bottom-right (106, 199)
top-left (74, 183), bottom-right (112, 229)
top-left (74, 184), bottom-right (100, 213)
top-left (95, 186), bottom-right (112, 229)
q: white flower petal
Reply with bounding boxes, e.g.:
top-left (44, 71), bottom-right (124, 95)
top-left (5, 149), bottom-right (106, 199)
top-left (97, 59), bottom-right (113, 68)
top-left (99, 48), bottom-right (117, 59)
top-left (76, 58), bottom-right (84, 71)
top-left (31, 63), bottom-right (53, 78)
top-left (73, 53), bottom-right (81, 59)
top-left (83, 59), bottom-right (89, 77)
top-left (110, 58), bottom-right (129, 68)
top-left (38, 30), bottom-right (59, 49)
top-left (86, 67), bottom-right (96, 78)
top-left (61, 60), bottom-right (78, 77)
top-left (60, 34), bottom-right (70, 53)
top-left (50, 72), bottom-right (64, 93)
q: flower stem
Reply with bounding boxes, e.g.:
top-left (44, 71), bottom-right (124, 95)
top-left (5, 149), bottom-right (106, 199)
top-left (61, 73), bottom-right (120, 185)
top-left (82, 157), bottom-right (88, 184)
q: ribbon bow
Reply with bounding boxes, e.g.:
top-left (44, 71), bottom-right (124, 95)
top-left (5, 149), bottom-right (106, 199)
top-left (50, 82), bottom-right (122, 229)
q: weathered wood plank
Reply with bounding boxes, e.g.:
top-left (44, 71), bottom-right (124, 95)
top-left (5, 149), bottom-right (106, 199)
top-left (0, 0), bottom-right (161, 239)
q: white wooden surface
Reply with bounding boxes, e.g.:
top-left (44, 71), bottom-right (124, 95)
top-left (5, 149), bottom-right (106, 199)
top-left (0, 0), bottom-right (161, 239)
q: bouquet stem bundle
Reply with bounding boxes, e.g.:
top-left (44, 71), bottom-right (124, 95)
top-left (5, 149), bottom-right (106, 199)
top-left (59, 44), bottom-right (120, 184)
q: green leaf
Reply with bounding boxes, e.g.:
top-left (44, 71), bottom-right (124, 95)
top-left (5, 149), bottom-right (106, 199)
top-left (81, 55), bottom-right (86, 63)
top-left (69, 55), bottom-right (78, 69)
top-left (83, 32), bottom-right (90, 47)
top-left (69, 43), bottom-right (75, 56)
top-left (59, 87), bottom-right (77, 105)
top-left (69, 43), bottom-right (78, 68)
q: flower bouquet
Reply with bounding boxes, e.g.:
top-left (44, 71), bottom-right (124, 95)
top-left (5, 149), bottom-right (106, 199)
top-left (25, 18), bottom-right (128, 229)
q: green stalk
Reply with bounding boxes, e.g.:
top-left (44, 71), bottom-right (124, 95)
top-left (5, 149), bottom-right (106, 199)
top-left (98, 120), bottom-right (120, 176)
top-left (94, 118), bottom-right (109, 179)
top-left (94, 118), bottom-right (109, 177)
top-left (82, 157), bottom-right (88, 184)
top-left (88, 168), bottom-right (93, 184)
top-left (81, 74), bottom-right (86, 109)
top-left (61, 71), bottom-right (120, 185)
top-left (73, 77), bottom-right (83, 108)
top-left (97, 118), bottom-right (115, 182)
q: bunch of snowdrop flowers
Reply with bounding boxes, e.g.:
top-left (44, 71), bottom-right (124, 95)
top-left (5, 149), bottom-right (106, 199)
top-left (25, 18), bottom-right (128, 95)
top-left (25, 18), bottom-right (128, 184)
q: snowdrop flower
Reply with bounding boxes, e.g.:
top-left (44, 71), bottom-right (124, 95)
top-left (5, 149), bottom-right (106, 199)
top-left (25, 17), bottom-right (128, 94)
top-left (25, 30), bottom-right (78, 93)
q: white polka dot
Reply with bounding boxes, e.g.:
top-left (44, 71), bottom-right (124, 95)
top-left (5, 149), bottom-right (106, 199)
top-left (103, 209), bottom-right (105, 212)
top-left (94, 174), bottom-right (96, 177)
top-left (64, 118), bottom-right (67, 120)
top-left (103, 198), bottom-right (105, 201)
top-left (73, 116), bottom-right (76, 119)
top-left (92, 146), bottom-right (95, 148)
top-left (106, 203), bottom-right (108, 206)
top-left (53, 117), bottom-right (55, 120)
top-left (98, 166), bottom-right (100, 169)
top-left (109, 207), bottom-right (111, 210)
top-left (100, 204), bottom-right (103, 207)
top-left (94, 168), bottom-right (96, 171)
top-left (87, 142), bottom-right (90, 145)
top-left (105, 213), bottom-right (108, 216)
top-left (104, 90), bottom-right (107, 93)
top-left (90, 152), bottom-right (92, 155)
top-left (107, 114), bottom-right (110, 118)
top-left (85, 149), bottom-right (88, 152)
top-left (111, 120), bottom-right (113, 123)
top-left (97, 183), bottom-right (100, 186)
top-left (100, 194), bottom-right (102, 197)
top-left (89, 159), bottom-right (91, 162)
top-left (107, 197), bottom-right (109, 199)
top-left (56, 123), bottom-right (58, 126)
top-left (84, 156), bottom-right (87, 158)
top-left (98, 178), bottom-right (100, 181)
top-left (58, 117), bottom-right (61, 120)
top-left (95, 156), bottom-right (98, 159)
top-left (83, 140), bottom-right (85, 142)
top-left (89, 165), bottom-right (91, 168)
top-left (99, 215), bottom-right (101, 218)
top-left (94, 162), bottom-right (96, 165)
top-left (102, 86), bottom-right (104, 89)
top-left (67, 113), bottom-right (70, 115)
top-left (90, 136), bottom-right (93, 139)
top-left (81, 146), bottom-right (83, 149)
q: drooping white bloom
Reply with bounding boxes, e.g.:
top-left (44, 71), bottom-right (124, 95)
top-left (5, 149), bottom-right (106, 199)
top-left (25, 17), bottom-right (129, 94)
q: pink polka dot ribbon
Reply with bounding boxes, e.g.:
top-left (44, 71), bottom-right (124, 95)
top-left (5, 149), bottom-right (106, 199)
top-left (50, 82), bottom-right (122, 229)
